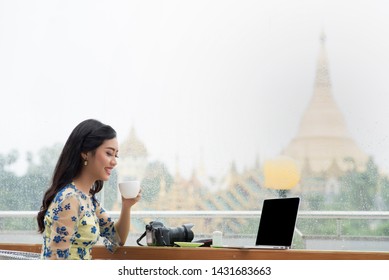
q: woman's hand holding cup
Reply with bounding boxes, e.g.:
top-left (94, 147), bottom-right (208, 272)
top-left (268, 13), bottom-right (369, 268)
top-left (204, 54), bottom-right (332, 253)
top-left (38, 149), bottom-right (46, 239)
top-left (119, 180), bottom-right (142, 207)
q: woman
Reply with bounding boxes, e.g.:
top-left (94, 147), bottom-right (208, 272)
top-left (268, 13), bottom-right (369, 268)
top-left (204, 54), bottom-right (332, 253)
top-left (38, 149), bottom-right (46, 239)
top-left (37, 119), bottom-right (141, 259)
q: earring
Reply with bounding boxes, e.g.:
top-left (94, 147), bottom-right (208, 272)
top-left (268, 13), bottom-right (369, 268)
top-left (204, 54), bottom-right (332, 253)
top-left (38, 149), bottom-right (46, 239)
top-left (84, 160), bottom-right (88, 166)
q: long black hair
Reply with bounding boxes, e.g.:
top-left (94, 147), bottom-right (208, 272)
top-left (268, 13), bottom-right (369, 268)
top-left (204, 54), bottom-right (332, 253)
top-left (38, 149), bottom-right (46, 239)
top-left (37, 119), bottom-right (117, 233)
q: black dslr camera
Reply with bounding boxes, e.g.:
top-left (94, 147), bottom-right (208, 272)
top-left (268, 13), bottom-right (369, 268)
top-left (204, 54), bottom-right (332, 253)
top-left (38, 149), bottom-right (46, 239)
top-left (137, 221), bottom-right (194, 246)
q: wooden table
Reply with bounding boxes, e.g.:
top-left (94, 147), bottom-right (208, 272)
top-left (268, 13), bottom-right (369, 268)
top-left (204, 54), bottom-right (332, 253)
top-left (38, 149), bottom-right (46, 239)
top-left (1, 243), bottom-right (389, 260)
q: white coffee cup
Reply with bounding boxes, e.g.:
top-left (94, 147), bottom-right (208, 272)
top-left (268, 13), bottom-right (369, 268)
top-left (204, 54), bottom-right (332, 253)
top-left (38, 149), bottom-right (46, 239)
top-left (118, 180), bottom-right (140, 199)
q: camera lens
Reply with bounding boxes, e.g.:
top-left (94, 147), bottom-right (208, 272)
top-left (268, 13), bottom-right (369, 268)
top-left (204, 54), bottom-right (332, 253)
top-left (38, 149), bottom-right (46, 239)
top-left (168, 223), bottom-right (194, 244)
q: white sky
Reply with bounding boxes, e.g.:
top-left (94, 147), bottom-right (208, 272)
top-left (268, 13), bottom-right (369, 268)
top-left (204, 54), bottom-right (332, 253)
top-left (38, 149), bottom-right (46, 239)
top-left (1, 0), bottom-right (389, 178)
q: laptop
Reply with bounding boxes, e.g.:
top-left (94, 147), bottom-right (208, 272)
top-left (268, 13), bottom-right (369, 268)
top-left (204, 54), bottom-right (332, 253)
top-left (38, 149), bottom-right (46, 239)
top-left (220, 197), bottom-right (300, 250)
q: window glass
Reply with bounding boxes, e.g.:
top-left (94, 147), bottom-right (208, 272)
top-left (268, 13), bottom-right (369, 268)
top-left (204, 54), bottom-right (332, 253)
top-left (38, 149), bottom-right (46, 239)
top-left (1, 1), bottom-right (389, 251)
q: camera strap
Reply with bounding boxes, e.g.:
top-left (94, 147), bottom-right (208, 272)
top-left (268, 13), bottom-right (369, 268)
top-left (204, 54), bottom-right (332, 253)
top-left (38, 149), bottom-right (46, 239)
top-left (136, 231), bottom-right (147, 246)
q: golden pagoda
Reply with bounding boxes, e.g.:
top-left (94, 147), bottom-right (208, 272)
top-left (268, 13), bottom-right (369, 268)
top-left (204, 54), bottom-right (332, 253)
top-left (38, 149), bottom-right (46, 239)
top-left (282, 33), bottom-right (369, 177)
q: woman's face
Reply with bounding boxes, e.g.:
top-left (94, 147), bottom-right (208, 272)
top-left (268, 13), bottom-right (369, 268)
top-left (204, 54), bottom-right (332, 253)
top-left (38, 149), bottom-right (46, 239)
top-left (85, 138), bottom-right (119, 181)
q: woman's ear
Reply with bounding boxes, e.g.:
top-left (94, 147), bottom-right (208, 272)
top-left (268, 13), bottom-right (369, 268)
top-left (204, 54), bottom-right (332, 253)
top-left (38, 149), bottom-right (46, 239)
top-left (81, 152), bottom-right (88, 160)
top-left (81, 152), bottom-right (89, 166)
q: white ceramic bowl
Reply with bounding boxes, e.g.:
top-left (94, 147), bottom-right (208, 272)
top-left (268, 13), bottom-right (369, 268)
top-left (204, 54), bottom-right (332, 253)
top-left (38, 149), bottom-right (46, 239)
top-left (118, 180), bottom-right (140, 199)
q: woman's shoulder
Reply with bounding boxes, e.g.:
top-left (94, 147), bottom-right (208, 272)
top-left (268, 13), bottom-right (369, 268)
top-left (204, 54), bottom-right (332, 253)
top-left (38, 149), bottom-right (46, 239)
top-left (53, 183), bottom-right (80, 204)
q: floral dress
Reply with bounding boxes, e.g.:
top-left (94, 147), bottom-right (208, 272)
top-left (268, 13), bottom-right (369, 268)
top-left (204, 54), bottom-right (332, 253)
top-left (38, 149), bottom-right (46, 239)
top-left (41, 183), bottom-right (121, 260)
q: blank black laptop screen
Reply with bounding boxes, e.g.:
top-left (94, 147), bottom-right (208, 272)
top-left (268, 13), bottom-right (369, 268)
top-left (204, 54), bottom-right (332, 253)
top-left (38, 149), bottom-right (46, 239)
top-left (255, 197), bottom-right (300, 247)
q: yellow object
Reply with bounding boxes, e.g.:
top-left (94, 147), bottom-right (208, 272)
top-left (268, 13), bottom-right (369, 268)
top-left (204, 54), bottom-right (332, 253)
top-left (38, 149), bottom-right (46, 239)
top-left (174, 242), bottom-right (204, 247)
top-left (263, 156), bottom-right (300, 190)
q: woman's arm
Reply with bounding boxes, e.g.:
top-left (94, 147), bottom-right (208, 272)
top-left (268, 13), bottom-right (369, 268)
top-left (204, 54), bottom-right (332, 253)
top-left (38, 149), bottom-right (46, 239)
top-left (44, 194), bottom-right (80, 259)
top-left (114, 191), bottom-right (142, 244)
